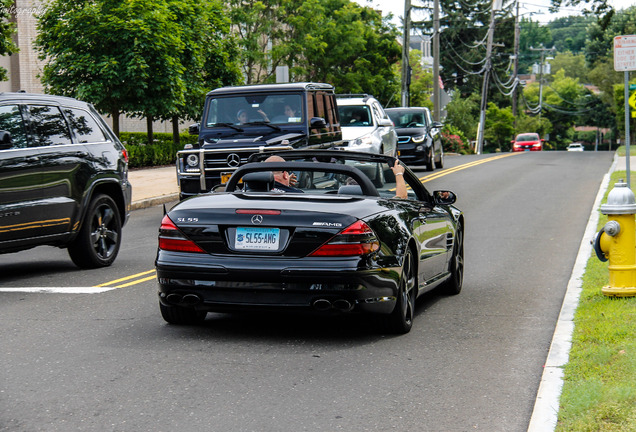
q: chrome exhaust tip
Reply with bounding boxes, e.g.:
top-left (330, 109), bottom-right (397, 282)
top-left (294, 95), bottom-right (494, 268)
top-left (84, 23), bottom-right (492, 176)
top-left (332, 299), bottom-right (353, 311)
top-left (181, 294), bottom-right (202, 305)
top-left (166, 293), bottom-right (183, 304)
top-left (312, 299), bottom-right (332, 311)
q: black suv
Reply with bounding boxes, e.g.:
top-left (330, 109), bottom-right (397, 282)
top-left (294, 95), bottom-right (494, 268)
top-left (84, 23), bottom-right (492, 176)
top-left (0, 92), bottom-right (131, 268)
top-left (179, 82), bottom-right (342, 199)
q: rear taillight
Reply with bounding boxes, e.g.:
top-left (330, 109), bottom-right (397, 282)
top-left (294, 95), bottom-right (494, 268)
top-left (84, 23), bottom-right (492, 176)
top-left (122, 148), bottom-right (129, 164)
top-left (309, 220), bottom-right (380, 257)
top-left (158, 215), bottom-right (205, 253)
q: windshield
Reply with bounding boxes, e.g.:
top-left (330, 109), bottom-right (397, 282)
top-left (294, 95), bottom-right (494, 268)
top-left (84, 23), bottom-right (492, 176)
top-left (238, 155), bottom-right (411, 199)
top-left (516, 133), bottom-right (539, 142)
top-left (205, 94), bottom-right (304, 127)
top-left (338, 105), bottom-right (372, 127)
top-left (386, 110), bottom-right (427, 128)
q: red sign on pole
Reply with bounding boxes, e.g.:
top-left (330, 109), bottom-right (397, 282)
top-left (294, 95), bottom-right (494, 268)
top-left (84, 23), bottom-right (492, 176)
top-left (614, 35), bottom-right (636, 71)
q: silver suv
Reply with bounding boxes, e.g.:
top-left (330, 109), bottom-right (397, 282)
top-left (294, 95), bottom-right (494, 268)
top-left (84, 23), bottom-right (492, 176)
top-left (336, 94), bottom-right (397, 157)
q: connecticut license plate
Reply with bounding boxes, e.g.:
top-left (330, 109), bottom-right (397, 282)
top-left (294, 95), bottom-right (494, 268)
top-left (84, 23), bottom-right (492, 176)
top-left (235, 227), bottom-right (280, 251)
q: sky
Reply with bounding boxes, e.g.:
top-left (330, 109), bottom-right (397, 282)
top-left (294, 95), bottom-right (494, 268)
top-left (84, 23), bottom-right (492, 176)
top-left (353, 0), bottom-right (636, 27)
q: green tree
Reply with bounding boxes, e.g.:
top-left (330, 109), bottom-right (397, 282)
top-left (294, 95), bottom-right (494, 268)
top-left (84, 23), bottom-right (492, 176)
top-left (549, 52), bottom-right (588, 83)
top-left (159, 0), bottom-right (242, 143)
top-left (484, 102), bottom-right (514, 152)
top-left (227, 0), bottom-right (400, 105)
top-left (391, 49), bottom-right (433, 108)
top-left (36, 0), bottom-right (238, 141)
top-left (286, 0), bottom-right (401, 105)
top-left (548, 16), bottom-right (594, 53)
top-left (444, 92), bottom-right (480, 141)
top-left (0, 0), bottom-right (18, 81)
top-left (36, 0), bottom-right (186, 136)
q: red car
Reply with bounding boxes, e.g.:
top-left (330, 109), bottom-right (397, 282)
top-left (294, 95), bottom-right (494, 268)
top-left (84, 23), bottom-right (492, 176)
top-left (511, 133), bottom-right (544, 152)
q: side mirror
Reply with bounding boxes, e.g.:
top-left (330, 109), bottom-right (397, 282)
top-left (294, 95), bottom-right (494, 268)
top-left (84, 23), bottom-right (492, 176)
top-left (188, 123), bottom-right (200, 135)
top-left (378, 118), bottom-right (393, 127)
top-left (310, 117), bottom-right (327, 129)
top-left (431, 121), bottom-right (443, 129)
top-left (0, 130), bottom-right (12, 150)
top-left (433, 190), bottom-right (456, 205)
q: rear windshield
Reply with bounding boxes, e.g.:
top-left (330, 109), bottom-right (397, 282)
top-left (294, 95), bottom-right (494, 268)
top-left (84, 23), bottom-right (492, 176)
top-left (235, 158), bottom-right (409, 199)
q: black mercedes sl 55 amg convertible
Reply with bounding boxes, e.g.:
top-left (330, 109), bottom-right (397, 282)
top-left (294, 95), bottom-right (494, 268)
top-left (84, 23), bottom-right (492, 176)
top-left (155, 150), bottom-right (464, 333)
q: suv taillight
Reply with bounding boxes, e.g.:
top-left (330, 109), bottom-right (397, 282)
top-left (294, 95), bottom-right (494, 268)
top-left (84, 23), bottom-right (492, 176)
top-left (309, 220), bottom-right (380, 256)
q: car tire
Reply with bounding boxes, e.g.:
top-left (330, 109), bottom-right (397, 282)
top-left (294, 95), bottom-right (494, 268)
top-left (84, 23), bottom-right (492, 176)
top-left (439, 223), bottom-right (464, 295)
top-left (437, 149), bottom-right (444, 169)
top-left (426, 148), bottom-right (436, 172)
top-left (386, 248), bottom-right (416, 334)
top-left (159, 302), bottom-right (207, 325)
top-left (68, 194), bottom-right (122, 268)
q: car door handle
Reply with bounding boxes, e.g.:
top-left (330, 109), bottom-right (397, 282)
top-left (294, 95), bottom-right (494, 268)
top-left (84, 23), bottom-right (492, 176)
top-left (26, 156), bottom-right (39, 162)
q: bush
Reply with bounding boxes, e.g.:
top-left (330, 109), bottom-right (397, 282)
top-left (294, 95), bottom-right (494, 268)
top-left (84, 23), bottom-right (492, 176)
top-left (441, 125), bottom-right (473, 154)
top-left (120, 132), bottom-right (198, 168)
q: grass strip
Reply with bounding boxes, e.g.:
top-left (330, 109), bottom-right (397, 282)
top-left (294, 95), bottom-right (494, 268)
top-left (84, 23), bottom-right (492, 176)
top-left (556, 169), bottom-right (636, 431)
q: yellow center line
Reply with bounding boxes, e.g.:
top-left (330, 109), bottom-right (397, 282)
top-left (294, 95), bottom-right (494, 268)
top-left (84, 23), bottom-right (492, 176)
top-left (113, 274), bottom-right (157, 289)
top-left (419, 152), bottom-right (521, 183)
top-left (93, 269), bottom-right (156, 288)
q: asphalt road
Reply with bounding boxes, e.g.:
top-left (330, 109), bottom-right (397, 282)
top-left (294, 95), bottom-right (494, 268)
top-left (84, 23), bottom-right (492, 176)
top-left (0, 150), bottom-right (615, 432)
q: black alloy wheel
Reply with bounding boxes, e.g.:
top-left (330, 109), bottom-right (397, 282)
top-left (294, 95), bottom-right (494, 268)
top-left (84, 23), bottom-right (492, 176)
top-left (159, 303), bottom-right (207, 325)
top-left (387, 248), bottom-right (416, 334)
top-left (68, 194), bottom-right (122, 268)
top-left (426, 148), bottom-right (436, 172)
top-left (440, 224), bottom-right (464, 295)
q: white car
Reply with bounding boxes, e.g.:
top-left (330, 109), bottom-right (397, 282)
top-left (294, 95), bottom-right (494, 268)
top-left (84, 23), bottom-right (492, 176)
top-left (567, 143), bottom-right (584, 151)
top-left (336, 94), bottom-right (397, 157)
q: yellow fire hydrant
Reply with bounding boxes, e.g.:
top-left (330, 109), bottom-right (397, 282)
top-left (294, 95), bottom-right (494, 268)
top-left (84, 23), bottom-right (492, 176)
top-left (592, 180), bottom-right (636, 297)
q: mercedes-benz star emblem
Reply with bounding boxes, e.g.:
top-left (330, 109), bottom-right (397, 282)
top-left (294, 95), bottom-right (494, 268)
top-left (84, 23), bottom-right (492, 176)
top-left (251, 215), bottom-right (263, 225)
top-left (227, 153), bottom-right (241, 167)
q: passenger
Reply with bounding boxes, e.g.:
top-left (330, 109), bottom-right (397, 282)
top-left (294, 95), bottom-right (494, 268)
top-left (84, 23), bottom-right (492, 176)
top-left (264, 155), bottom-right (303, 193)
top-left (344, 160), bottom-right (407, 199)
top-left (390, 160), bottom-right (408, 199)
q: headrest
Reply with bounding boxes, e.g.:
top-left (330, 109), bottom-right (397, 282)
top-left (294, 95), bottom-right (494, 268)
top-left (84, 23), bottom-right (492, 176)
top-left (338, 185), bottom-right (363, 196)
top-left (243, 171), bottom-right (274, 192)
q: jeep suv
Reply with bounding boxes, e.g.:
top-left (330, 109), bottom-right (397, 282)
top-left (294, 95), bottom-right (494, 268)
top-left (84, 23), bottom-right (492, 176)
top-left (0, 92), bottom-right (131, 268)
top-left (179, 82), bottom-right (342, 199)
top-left (336, 94), bottom-right (397, 157)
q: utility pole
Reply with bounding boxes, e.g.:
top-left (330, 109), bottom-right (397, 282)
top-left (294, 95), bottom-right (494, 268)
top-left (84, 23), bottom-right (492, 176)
top-left (511, 0), bottom-right (520, 126)
top-left (476, 0), bottom-right (498, 155)
top-left (529, 45), bottom-right (555, 117)
top-left (401, 0), bottom-right (412, 107)
top-left (433, 0), bottom-right (440, 121)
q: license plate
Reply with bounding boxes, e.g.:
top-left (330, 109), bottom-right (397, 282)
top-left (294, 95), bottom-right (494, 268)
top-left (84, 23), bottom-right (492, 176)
top-left (235, 227), bottom-right (280, 251)
top-left (221, 172), bottom-right (233, 184)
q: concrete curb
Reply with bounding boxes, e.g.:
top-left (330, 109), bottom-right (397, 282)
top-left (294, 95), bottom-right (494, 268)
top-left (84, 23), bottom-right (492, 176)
top-left (130, 193), bottom-right (179, 211)
top-left (527, 153), bottom-right (618, 431)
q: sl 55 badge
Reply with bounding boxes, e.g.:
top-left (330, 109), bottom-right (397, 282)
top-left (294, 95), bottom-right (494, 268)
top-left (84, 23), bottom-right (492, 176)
top-left (177, 217), bottom-right (198, 222)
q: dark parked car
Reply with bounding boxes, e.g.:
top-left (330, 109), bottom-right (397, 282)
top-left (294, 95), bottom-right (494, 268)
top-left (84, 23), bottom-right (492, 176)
top-left (179, 82), bottom-right (343, 199)
top-left (156, 150), bottom-right (463, 333)
top-left (0, 92), bottom-right (131, 268)
top-left (385, 107), bottom-right (444, 171)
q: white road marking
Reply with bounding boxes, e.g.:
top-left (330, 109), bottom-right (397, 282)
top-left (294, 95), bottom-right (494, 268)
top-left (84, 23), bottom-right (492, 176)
top-left (0, 287), bottom-right (116, 294)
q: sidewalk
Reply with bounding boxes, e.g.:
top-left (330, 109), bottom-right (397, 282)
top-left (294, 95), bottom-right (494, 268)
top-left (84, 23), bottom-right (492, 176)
top-left (128, 165), bottom-right (179, 210)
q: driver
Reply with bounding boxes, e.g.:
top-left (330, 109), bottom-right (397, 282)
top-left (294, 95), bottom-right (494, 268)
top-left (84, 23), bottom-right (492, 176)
top-left (264, 155), bottom-right (303, 193)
